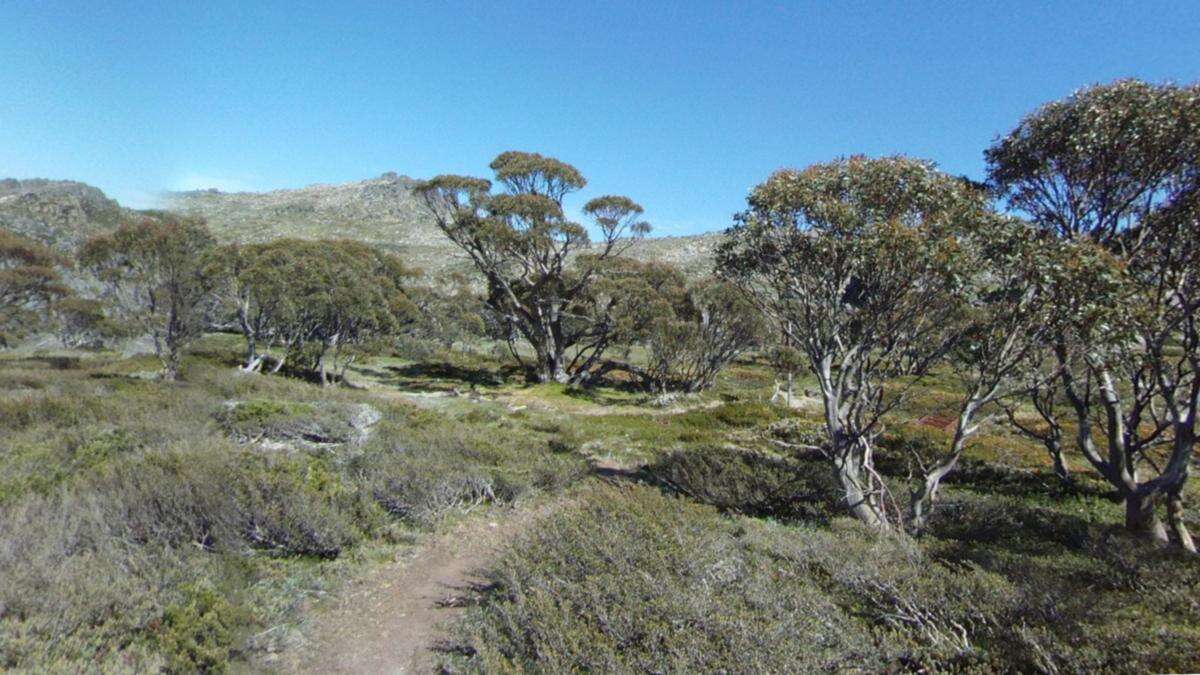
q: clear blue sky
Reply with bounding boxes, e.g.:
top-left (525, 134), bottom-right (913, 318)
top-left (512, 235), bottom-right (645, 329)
top-left (2, 1), bottom-right (1198, 235)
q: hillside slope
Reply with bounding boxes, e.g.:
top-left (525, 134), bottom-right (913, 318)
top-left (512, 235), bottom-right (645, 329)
top-left (165, 173), bottom-right (721, 275)
top-left (2, 175), bottom-right (721, 275)
top-left (0, 179), bottom-right (132, 252)
top-left (165, 172), bottom-right (443, 248)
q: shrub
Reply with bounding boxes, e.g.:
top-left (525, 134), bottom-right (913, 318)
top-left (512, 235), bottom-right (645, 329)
top-left (444, 485), bottom-right (1040, 672)
top-left (215, 399), bottom-right (358, 446)
top-left (155, 581), bottom-right (252, 674)
top-left (446, 485), bottom-right (876, 672)
top-left (646, 446), bottom-right (836, 520)
top-left (358, 442), bottom-right (523, 527)
top-left (674, 401), bottom-right (780, 431)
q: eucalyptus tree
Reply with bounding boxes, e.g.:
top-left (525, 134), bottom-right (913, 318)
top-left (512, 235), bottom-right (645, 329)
top-left (208, 242), bottom-right (291, 371)
top-left (407, 271), bottom-right (486, 350)
top-left (718, 156), bottom-right (983, 529)
top-left (415, 151), bottom-right (650, 383)
top-left (218, 238), bottom-right (418, 385)
top-left (907, 216), bottom-right (1063, 531)
top-left (0, 229), bottom-right (68, 346)
top-left (987, 79), bottom-right (1200, 549)
top-left (81, 215), bottom-right (217, 380)
top-left (561, 255), bottom-right (688, 384)
top-left (307, 240), bottom-right (418, 385)
top-left (640, 279), bottom-right (765, 393)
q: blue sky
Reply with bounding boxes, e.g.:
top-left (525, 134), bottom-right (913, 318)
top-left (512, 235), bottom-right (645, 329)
top-left (1, 1), bottom-right (1198, 235)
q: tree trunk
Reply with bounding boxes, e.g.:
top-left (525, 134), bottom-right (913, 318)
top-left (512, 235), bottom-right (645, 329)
top-left (1167, 490), bottom-right (1196, 554)
top-left (834, 437), bottom-right (890, 530)
top-left (1124, 491), bottom-right (1170, 545)
top-left (909, 456), bottom-right (960, 534)
top-left (162, 353), bottom-right (180, 381)
top-left (244, 333), bottom-right (257, 370)
top-left (159, 332), bottom-right (182, 381)
top-left (1049, 438), bottom-right (1072, 486)
top-left (533, 347), bottom-right (568, 384)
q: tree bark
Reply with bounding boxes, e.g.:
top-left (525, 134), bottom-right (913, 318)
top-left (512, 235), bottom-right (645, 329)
top-left (533, 346), bottom-right (568, 384)
top-left (1048, 438), bottom-right (1072, 486)
top-left (834, 436), bottom-right (890, 530)
top-left (1167, 490), bottom-right (1196, 554)
top-left (909, 456), bottom-right (960, 534)
top-left (1124, 491), bottom-right (1170, 546)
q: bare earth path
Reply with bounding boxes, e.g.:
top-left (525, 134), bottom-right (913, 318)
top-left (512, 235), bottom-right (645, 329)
top-left (281, 502), bottom-right (550, 674)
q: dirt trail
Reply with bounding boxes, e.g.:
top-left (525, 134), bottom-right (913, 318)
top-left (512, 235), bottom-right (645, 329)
top-left (282, 504), bottom-right (545, 674)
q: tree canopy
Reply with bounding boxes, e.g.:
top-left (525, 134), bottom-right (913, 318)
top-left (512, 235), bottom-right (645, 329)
top-left (81, 214), bottom-right (217, 380)
top-left (415, 151), bottom-right (650, 383)
top-left (987, 79), bottom-right (1200, 549)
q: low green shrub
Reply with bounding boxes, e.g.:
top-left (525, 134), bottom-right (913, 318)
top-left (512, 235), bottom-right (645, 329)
top-left (357, 437), bottom-right (582, 526)
top-left (646, 446), bottom-right (836, 520)
top-left (155, 581), bottom-right (252, 674)
top-left (444, 485), bottom-right (1038, 672)
top-left (676, 400), bottom-right (780, 430)
top-left (215, 399), bottom-right (358, 446)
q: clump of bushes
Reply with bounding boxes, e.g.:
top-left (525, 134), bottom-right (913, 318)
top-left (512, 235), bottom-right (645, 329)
top-left (443, 485), bottom-right (1042, 672)
top-left (155, 581), bottom-right (252, 674)
top-left (215, 399), bottom-right (364, 447)
top-left (0, 355), bottom-right (591, 671)
top-left (646, 446), bottom-right (836, 520)
top-left (356, 430), bottom-right (586, 526)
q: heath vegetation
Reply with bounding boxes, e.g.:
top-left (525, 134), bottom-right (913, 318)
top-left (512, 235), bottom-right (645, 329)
top-left (1, 79), bottom-right (1197, 672)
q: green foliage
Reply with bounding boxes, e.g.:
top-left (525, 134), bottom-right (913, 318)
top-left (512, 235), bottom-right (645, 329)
top-left (444, 485), bottom-right (1038, 672)
top-left (209, 238), bottom-right (420, 382)
top-left (415, 151), bottom-right (650, 383)
top-left (0, 229), bottom-right (68, 345)
top-left (640, 279), bottom-right (765, 392)
top-left (358, 426), bottom-right (586, 526)
top-left (81, 215), bottom-right (218, 379)
top-left (0, 351), bottom-right (588, 670)
top-left (987, 78), bottom-right (1200, 541)
top-left (986, 79), bottom-right (1200, 245)
top-left (647, 446), bottom-right (837, 520)
top-left (52, 296), bottom-right (125, 348)
top-left (718, 155), bottom-right (991, 527)
top-left (156, 581), bottom-right (251, 674)
top-left (213, 398), bottom-right (365, 447)
top-left (407, 271), bottom-right (486, 349)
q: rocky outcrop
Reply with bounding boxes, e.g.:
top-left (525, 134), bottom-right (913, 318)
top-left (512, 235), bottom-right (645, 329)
top-left (164, 172), bottom-right (445, 248)
top-left (0, 179), bottom-right (130, 252)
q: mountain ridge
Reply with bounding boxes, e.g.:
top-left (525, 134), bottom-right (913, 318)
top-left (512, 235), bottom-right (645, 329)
top-left (1, 174), bottom-right (720, 275)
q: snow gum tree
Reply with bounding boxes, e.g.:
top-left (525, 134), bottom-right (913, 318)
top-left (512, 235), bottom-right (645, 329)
top-left (0, 229), bottom-right (68, 346)
top-left (907, 216), bottom-right (1064, 532)
top-left (718, 156), bottom-right (984, 529)
top-left (210, 238), bottom-right (418, 385)
top-left (81, 215), bottom-right (217, 380)
top-left (987, 79), bottom-right (1200, 549)
top-left (415, 151), bottom-right (650, 384)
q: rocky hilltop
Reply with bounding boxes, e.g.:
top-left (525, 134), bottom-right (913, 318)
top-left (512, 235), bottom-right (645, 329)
top-left (166, 173), bottom-right (720, 275)
top-left (0, 179), bottom-right (131, 252)
top-left (165, 172), bottom-right (445, 248)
